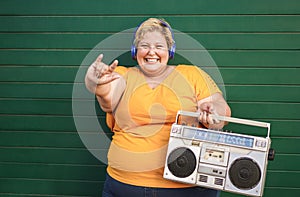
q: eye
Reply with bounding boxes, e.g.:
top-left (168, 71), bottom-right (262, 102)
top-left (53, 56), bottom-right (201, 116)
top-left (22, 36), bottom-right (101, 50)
top-left (139, 44), bottom-right (149, 49)
top-left (156, 45), bottom-right (164, 49)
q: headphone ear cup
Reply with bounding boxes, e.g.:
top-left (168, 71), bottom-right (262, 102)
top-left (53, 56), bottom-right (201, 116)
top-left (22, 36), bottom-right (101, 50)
top-left (131, 45), bottom-right (137, 59)
top-left (169, 44), bottom-right (176, 59)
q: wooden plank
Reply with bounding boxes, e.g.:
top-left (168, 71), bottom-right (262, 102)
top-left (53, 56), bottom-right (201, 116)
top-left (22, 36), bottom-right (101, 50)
top-left (0, 83), bottom-right (75, 99)
top-left (1, 16), bottom-right (299, 33)
top-left (269, 138), bottom-right (300, 154)
top-left (225, 86), bottom-right (300, 102)
top-left (0, 162), bottom-right (106, 181)
top-left (0, 99), bottom-right (106, 116)
top-left (221, 188), bottom-right (300, 197)
top-left (1, 33), bottom-right (299, 50)
top-left (228, 102), bottom-right (300, 120)
top-left (268, 154), bottom-right (300, 171)
top-left (0, 116), bottom-right (107, 132)
top-left (0, 33), bottom-right (111, 50)
top-left (1, 0), bottom-right (299, 15)
top-left (189, 33), bottom-right (300, 50)
top-left (220, 68), bottom-right (300, 85)
top-left (0, 50), bottom-right (299, 67)
top-left (206, 50), bottom-right (300, 67)
top-left (0, 147), bottom-right (105, 165)
top-left (0, 178), bottom-right (103, 196)
top-left (0, 131), bottom-right (112, 149)
top-left (265, 171), bottom-right (300, 188)
top-left (0, 66), bottom-right (80, 83)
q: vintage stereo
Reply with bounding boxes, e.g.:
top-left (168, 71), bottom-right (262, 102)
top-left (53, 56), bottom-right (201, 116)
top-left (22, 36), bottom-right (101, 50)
top-left (163, 111), bottom-right (275, 197)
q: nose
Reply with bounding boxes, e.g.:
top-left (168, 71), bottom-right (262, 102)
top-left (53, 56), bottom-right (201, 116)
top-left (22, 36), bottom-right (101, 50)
top-left (148, 47), bottom-right (157, 54)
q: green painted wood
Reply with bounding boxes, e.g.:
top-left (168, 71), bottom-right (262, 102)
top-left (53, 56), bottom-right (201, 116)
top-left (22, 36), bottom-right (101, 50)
top-left (0, 131), bottom-right (112, 149)
top-left (0, 131), bottom-right (298, 155)
top-left (1, 67), bottom-right (300, 85)
top-left (0, 154), bottom-right (300, 181)
top-left (228, 102), bottom-right (300, 119)
top-left (0, 162), bottom-right (106, 181)
top-left (1, 50), bottom-right (299, 67)
top-left (220, 68), bottom-right (300, 85)
top-left (1, 100), bottom-right (299, 119)
top-left (0, 116), bottom-right (106, 132)
top-left (1, 16), bottom-right (299, 33)
top-left (1, 0), bottom-right (300, 15)
top-left (0, 175), bottom-right (300, 197)
top-left (0, 0), bottom-right (299, 196)
top-left (0, 84), bottom-right (75, 99)
top-left (1, 33), bottom-right (300, 50)
top-left (0, 66), bottom-right (80, 82)
top-left (0, 179), bottom-right (103, 196)
top-left (0, 147), bottom-right (105, 165)
top-left (225, 86), bottom-right (300, 102)
top-left (0, 116), bottom-right (299, 137)
top-left (0, 147), bottom-right (298, 171)
top-left (1, 84), bottom-right (299, 103)
top-left (221, 188), bottom-right (300, 197)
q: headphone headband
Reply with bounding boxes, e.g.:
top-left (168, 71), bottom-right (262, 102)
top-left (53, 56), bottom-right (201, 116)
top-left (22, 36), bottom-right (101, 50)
top-left (131, 19), bottom-right (176, 59)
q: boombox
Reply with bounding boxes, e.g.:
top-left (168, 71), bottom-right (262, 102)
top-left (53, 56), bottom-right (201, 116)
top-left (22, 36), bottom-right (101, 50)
top-left (163, 111), bottom-right (275, 197)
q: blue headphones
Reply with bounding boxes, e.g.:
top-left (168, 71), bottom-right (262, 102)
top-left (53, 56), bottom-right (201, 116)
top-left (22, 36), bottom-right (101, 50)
top-left (131, 19), bottom-right (176, 59)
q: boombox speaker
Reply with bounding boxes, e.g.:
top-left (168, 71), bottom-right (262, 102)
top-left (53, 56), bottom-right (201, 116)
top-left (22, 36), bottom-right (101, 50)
top-left (163, 111), bottom-right (275, 197)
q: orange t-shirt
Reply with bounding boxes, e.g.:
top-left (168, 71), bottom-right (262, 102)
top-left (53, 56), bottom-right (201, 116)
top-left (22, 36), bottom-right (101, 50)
top-left (106, 65), bottom-right (221, 188)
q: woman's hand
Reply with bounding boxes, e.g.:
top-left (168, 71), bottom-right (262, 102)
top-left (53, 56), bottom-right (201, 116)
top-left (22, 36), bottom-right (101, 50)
top-left (84, 54), bottom-right (126, 112)
top-left (197, 93), bottom-right (231, 129)
top-left (85, 54), bottom-right (120, 94)
top-left (198, 102), bottom-right (221, 125)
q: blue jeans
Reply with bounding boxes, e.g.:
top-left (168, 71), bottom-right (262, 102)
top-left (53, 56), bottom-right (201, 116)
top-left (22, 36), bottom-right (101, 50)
top-left (102, 173), bottom-right (220, 197)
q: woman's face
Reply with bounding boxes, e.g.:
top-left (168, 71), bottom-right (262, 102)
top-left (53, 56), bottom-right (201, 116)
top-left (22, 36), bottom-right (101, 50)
top-left (136, 31), bottom-right (169, 76)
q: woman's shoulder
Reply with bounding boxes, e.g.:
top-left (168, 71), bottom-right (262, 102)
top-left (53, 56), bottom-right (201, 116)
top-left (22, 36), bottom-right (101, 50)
top-left (174, 64), bottom-right (202, 73)
top-left (114, 66), bottom-right (138, 75)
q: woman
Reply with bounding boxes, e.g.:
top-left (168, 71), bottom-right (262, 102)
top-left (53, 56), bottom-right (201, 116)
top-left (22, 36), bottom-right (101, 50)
top-left (85, 18), bottom-right (231, 197)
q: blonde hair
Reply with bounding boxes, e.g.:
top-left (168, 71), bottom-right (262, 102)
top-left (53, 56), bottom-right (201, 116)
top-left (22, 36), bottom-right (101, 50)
top-left (133, 18), bottom-right (175, 50)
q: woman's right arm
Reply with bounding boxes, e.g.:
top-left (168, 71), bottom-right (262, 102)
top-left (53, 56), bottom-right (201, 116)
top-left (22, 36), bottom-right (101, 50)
top-left (85, 54), bottom-right (126, 112)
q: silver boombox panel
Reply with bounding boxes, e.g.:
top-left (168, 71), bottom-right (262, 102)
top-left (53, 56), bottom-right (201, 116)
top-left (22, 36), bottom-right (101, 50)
top-left (163, 111), bottom-right (272, 197)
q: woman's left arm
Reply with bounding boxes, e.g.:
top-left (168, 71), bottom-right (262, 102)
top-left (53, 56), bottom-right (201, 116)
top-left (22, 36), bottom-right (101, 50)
top-left (197, 92), bottom-right (231, 129)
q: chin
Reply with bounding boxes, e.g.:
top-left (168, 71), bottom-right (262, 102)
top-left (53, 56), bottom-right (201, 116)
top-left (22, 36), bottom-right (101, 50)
top-left (141, 63), bottom-right (164, 71)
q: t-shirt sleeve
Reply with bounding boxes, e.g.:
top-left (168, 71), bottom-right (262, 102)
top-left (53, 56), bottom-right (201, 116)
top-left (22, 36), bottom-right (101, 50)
top-left (180, 65), bottom-right (221, 100)
top-left (114, 66), bottom-right (128, 76)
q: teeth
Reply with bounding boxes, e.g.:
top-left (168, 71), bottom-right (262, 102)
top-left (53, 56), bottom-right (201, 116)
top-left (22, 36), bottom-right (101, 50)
top-left (146, 58), bottom-right (158, 63)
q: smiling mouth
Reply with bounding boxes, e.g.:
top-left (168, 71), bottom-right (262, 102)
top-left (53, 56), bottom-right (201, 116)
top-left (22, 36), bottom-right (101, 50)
top-left (145, 58), bottom-right (160, 63)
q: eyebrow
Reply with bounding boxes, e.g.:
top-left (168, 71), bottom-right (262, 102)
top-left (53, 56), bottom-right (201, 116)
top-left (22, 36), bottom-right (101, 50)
top-left (139, 42), bottom-right (166, 45)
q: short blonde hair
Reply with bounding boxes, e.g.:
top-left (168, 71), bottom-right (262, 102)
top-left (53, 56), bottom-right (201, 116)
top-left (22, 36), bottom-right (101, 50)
top-left (133, 18), bottom-right (175, 50)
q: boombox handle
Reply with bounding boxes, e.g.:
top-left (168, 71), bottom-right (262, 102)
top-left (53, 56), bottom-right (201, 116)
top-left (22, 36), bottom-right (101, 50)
top-left (176, 110), bottom-right (271, 139)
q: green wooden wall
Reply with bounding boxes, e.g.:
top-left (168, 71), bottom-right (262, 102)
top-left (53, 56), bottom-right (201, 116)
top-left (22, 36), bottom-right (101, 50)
top-left (0, 0), bottom-right (299, 196)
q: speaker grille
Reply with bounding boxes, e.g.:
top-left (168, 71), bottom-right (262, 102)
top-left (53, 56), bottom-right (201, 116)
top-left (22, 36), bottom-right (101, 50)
top-left (229, 157), bottom-right (261, 189)
top-left (199, 175), bottom-right (208, 183)
top-left (214, 178), bottom-right (224, 186)
top-left (167, 147), bottom-right (196, 178)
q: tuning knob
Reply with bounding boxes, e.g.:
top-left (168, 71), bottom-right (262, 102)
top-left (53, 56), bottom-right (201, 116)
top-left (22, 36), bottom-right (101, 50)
top-left (268, 148), bottom-right (275, 161)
